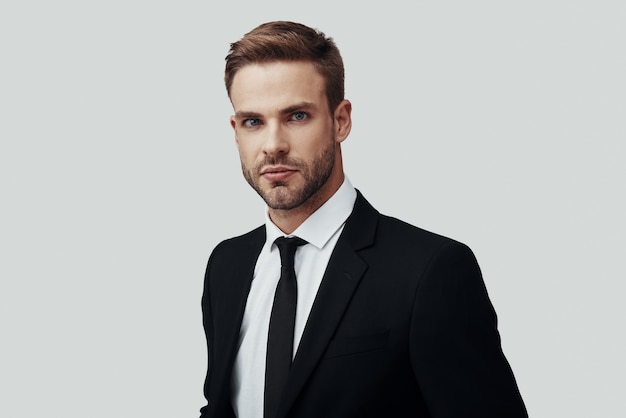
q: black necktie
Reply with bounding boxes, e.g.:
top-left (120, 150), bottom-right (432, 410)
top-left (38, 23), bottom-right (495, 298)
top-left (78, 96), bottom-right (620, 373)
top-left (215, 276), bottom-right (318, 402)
top-left (264, 236), bottom-right (307, 418)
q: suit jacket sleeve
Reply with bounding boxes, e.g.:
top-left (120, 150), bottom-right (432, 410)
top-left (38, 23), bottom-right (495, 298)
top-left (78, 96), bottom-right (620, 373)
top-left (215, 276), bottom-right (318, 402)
top-left (199, 246), bottom-right (216, 418)
top-left (199, 228), bottom-right (262, 418)
top-left (410, 241), bottom-right (528, 417)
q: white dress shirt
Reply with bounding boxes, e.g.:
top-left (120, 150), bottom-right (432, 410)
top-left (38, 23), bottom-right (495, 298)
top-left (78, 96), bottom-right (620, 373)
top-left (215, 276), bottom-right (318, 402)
top-left (230, 177), bottom-right (357, 418)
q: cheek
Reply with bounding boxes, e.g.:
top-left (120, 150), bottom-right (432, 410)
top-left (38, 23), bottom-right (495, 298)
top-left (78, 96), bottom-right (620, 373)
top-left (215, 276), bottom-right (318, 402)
top-left (237, 144), bottom-right (260, 166)
top-left (238, 149), bottom-right (253, 164)
top-left (297, 124), bottom-right (328, 145)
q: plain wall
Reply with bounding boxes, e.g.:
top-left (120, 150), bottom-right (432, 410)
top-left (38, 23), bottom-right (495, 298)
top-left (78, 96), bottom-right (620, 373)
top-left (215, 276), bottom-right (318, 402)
top-left (1, 1), bottom-right (624, 417)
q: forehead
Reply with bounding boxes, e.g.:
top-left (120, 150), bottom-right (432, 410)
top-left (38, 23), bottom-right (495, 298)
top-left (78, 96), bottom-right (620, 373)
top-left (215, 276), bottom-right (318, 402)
top-left (229, 61), bottom-right (327, 112)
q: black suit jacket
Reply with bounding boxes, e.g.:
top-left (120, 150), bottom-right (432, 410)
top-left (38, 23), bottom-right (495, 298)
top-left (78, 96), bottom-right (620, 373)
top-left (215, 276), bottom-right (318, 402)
top-left (200, 191), bottom-right (527, 417)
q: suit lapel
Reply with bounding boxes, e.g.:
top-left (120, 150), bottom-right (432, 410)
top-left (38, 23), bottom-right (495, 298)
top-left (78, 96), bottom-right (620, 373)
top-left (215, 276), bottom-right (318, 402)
top-left (277, 191), bottom-right (379, 417)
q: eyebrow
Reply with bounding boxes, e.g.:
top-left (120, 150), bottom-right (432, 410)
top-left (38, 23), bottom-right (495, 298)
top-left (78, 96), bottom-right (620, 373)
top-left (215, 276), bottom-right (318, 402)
top-left (279, 102), bottom-right (316, 116)
top-left (233, 102), bottom-right (317, 120)
top-left (233, 111), bottom-right (259, 121)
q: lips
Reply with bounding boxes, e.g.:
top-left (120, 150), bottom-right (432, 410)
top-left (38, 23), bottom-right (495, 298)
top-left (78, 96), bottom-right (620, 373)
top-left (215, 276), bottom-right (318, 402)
top-left (260, 166), bottom-right (298, 182)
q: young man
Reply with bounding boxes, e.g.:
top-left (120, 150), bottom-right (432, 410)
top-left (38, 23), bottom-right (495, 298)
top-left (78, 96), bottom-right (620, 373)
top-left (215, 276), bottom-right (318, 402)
top-left (200, 21), bottom-right (527, 418)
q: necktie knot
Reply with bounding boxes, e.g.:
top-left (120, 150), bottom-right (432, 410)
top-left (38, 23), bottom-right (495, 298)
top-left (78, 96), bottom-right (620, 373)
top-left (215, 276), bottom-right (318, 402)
top-left (274, 236), bottom-right (307, 269)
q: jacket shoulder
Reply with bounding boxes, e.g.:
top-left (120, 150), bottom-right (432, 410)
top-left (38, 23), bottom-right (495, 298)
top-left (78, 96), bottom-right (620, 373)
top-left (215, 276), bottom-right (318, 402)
top-left (204, 225), bottom-right (265, 278)
top-left (211, 225), bottom-right (265, 254)
top-left (376, 213), bottom-right (469, 252)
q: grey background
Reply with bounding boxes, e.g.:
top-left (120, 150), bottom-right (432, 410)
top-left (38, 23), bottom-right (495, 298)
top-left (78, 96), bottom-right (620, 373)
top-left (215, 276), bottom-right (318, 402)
top-left (1, 1), bottom-right (624, 417)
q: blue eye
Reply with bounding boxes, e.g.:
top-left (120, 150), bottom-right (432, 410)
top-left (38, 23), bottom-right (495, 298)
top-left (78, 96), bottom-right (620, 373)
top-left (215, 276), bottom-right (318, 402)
top-left (243, 118), bottom-right (261, 127)
top-left (291, 112), bottom-right (308, 121)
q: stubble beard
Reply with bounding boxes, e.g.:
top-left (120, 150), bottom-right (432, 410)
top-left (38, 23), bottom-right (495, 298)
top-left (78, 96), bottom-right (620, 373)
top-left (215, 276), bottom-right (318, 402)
top-left (241, 136), bottom-right (336, 211)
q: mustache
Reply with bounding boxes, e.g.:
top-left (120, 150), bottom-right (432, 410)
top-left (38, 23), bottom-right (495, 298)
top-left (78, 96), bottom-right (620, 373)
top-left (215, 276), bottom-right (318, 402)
top-left (255, 155), bottom-right (304, 171)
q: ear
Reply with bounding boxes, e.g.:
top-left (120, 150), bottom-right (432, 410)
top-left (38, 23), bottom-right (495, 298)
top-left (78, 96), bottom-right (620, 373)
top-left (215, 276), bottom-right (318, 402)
top-left (230, 115), bottom-right (239, 146)
top-left (333, 100), bottom-right (352, 143)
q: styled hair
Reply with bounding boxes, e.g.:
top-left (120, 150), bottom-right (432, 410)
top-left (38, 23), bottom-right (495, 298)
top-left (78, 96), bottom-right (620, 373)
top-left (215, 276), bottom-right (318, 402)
top-left (225, 21), bottom-right (345, 113)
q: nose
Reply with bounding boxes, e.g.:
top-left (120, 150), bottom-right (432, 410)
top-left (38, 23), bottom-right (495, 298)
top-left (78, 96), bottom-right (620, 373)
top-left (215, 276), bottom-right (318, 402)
top-left (261, 121), bottom-right (289, 156)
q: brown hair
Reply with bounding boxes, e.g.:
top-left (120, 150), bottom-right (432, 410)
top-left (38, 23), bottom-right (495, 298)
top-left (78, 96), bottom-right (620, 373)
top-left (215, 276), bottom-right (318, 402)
top-left (225, 21), bottom-right (345, 113)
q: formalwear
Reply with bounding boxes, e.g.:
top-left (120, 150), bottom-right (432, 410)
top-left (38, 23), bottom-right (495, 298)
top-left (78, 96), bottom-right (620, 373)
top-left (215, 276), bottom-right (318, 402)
top-left (200, 190), bottom-right (527, 418)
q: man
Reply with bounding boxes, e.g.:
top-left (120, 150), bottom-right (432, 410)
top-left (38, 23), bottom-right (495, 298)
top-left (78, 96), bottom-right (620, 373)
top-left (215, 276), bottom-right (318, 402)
top-left (200, 21), bottom-right (527, 418)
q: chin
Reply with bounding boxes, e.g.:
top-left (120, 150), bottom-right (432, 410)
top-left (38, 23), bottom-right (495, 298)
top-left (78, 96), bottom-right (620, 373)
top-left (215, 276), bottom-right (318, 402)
top-left (264, 192), bottom-right (297, 210)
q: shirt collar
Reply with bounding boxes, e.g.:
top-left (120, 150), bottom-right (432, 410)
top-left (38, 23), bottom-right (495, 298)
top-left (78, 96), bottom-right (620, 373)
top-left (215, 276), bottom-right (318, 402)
top-left (264, 176), bottom-right (357, 250)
